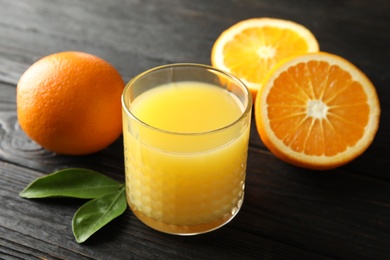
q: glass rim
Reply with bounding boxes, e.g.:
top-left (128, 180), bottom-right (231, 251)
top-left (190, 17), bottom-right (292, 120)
top-left (121, 63), bottom-right (252, 136)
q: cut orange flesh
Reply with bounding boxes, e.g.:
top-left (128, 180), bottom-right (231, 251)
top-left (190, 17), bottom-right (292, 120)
top-left (255, 52), bottom-right (380, 170)
top-left (211, 18), bottom-right (319, 101)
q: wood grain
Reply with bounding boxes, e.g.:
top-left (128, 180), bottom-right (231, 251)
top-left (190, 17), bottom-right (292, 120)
top-left (1, 0), bottom-right (390, 259)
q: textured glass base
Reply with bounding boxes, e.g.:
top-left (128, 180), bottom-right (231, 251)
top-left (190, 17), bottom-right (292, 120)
top-left (130, 197), bottom-right (243, 235)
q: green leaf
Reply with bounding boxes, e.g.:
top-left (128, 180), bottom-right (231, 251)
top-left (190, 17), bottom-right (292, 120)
top-left (19, 168), bottom-right (128, 243)
top-left (72, 187), bottom-right (127, 243)
top-left (19, 168), bottom-right (123, 199)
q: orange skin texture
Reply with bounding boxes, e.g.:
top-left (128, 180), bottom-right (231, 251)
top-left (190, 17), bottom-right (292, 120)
top-left (17, 51), bottom-right (125, 155)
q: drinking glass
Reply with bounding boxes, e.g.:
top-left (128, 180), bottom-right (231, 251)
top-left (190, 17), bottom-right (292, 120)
top-left (122, 63), bottom-right (252, 235)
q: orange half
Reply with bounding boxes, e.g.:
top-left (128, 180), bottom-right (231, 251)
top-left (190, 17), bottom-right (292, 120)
top-left (211, 18), bottom-right (319, 101)
top-left (255, 52), bottom-right (381, 170)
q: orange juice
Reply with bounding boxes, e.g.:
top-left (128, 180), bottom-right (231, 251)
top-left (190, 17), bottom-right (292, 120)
top-left (122, 66), bottom-right (252, 235)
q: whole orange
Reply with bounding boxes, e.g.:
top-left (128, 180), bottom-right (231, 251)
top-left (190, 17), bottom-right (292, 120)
top-left (17, 51), bottom-right (125, 155)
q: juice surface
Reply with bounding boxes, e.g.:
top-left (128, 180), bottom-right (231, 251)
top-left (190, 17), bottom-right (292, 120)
top-left (123, 81), bottom-right (251, 234)
top-left (130, 81), bottom-right (243, 132)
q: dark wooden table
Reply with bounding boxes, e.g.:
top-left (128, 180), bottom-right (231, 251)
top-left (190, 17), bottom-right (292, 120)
top-left (1, 0), bottom-right (389, 259)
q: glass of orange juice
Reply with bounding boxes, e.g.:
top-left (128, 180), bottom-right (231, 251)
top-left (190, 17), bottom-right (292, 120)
top-left (122, 63), bottom-right (252, 235)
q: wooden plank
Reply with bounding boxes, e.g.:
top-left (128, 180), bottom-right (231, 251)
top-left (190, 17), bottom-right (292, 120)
top-left (1, 0), bottom-right (390, 259)
top-left (1, 162), bottom-right (339, 259)
top-left (1, 148), bottom-right (389, 259)
top-left (1, 0), bottom-right (389, 85)
top-left (243, 148), bottom-right (390, 259)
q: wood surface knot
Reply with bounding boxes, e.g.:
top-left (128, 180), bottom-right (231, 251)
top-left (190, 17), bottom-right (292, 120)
top-left (0, 111), bottom-right (56, 159)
